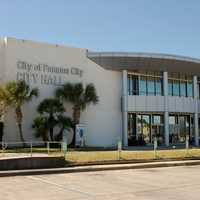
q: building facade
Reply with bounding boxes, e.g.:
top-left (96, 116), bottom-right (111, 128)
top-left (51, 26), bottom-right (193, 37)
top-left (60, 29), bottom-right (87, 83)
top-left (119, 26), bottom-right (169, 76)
top-left (87, 52), bottom-right (200, 147)
top-left (0, 37), bottom-right (200, 147)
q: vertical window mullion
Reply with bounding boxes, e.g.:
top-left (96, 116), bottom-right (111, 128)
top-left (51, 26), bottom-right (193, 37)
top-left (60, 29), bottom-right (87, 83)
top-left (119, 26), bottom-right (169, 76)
top-left (130, 75), bottom-right (133, 95)
top-left (128, 74), bottom-right (130, 95)
top-left (136, 76), bottom-right (139, 95)
top-left (186, 81), bottom-right (188, 97)
top-left (132, 75), bottom-right (134, 95)
top-left (146, 76), bottom-right (148, 96)
top-left (185, 81), bottom-right (187, 97)
top-left (138, 75), bottom-right (140, 95)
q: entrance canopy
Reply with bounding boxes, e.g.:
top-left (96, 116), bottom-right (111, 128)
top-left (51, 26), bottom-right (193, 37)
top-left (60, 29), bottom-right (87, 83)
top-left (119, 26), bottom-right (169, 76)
top-left (87, 52), bottom-right (200, 75)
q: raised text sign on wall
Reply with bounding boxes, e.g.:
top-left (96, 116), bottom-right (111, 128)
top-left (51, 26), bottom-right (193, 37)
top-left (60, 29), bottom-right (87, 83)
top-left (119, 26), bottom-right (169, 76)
top-left (16, 60), bottom-right (84, 86)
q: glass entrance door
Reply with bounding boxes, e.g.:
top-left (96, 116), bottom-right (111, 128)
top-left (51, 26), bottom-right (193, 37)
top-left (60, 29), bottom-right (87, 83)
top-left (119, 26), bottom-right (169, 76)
top-left (151, 115), bottom-right (164, 144)
top-left (128, 113), bottom-right (164, 146)
top-left (141, 115), bottom-right (151, 144)
top-left (169, 115), bottom-right (191, 144)
top-left (136, 114), bottom-right (151, 145)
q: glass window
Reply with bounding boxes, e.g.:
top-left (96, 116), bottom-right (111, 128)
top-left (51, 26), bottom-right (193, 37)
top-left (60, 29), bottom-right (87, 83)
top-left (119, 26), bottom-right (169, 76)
top-left (169, 116), bottom-right (176, 125)
top-left (132, 76), bottom-right (139, 95)
top-left (143, 115), bottom-right (150, 125)
top-left (139, 76), bottom-right (147, 95)
top-left (173, 80), bottom-right (180, 96)
top-left (142, 115), bottom-right (150, 144)
top-left (128, 72), bottom-right (163, 96)
top-left (128, 75), bottom-right (131, 95)
top-left (153, 115), bottom-right (162, 124)
top-left (155, 78), bottom-right (162, 95)
top-left (128, 113), bottom-right (137, 145)
top-left (127, 75), bottom-right (139, 95)
top-left (168, 80), bottom-right (173, 96)
top-left (198, 83), bottom-right (200, 98)
top-left (180, 81), bottom-right (186, 97)
top-left (147, 77), bottom-right (155, 95)
top-left (187, 82), bottom-right (193, 97)
top-left (168, 74), bottom-right (194, 98)
top-left (185, 116), bottom-right (190, 129)
top-left (137, 115), bottom-right (142, 136)
top-left (169, 115), bottom-right (192, 144)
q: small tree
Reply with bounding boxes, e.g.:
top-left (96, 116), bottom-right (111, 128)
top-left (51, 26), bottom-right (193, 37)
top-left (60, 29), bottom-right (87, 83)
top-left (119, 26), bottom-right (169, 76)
top-left (5, 80), bottom-right (39, 145)
top-left (32, 116), bottom-right (49, 143)
top-left (55, 115), bottom-right (73, 141)
top-left (0, 86), bottom-right (10, 142)
top-left (37, 98), bottom-right (65, 141)
top-left (56, 82), bottom-right (99, 146)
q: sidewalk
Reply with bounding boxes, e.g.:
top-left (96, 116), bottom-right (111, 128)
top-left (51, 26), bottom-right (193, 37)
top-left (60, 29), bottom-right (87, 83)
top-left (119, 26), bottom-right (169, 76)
top-left (1, 159), bottom-right (200, 177)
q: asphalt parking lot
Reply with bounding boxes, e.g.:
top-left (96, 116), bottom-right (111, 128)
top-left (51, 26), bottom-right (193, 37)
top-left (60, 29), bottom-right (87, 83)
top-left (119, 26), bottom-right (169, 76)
top-left (1, 165), bottom-right (200, 200)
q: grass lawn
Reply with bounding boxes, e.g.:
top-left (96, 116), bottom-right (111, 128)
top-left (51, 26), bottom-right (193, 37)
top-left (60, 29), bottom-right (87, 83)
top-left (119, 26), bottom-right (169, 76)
top-left (66, 148), bottom-right (200, 163)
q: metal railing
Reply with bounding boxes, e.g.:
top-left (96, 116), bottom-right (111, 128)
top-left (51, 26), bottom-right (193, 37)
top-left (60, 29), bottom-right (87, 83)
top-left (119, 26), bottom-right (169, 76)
top-left (0, 138), bottom-right (198, 162)
top-left (0, 141), bottom-right (67, 158)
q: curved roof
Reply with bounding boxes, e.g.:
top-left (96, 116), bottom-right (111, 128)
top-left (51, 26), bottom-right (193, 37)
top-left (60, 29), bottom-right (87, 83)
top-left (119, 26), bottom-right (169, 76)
top-left (87, 51), bottom-right (200, 75)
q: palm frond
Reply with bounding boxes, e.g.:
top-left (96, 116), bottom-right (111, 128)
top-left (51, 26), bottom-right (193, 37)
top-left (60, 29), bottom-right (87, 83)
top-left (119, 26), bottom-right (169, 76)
top-left (37, 98), bottom-right (65, 115)
top-left (5, 80), bottom-right (39, 106)
top-left (27, 88), bottom-right (39, 101)
top-left (84, 83), bottom-right (99, 104)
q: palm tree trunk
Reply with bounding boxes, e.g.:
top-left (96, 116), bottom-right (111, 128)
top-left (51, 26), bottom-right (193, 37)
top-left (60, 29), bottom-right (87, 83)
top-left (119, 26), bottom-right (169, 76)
top-left (18, 123), bottom-right (25, 145)
top-left (70, 106), bottom-right (81, 147)
top-left (73, 106), bottom-right (81, 125)
top-left (42, 130), bottom-right (49, 146)
top-left (0, 121), bottom-right (4, 143)
top-left (55, 127), bottom-right (64, 141)
top-left (15, 107), bottom-right (25, 146)
top-left (49, 127), bottom-right (54, 141)
top-left (49, 114), bottom-right (54, 141)
top-left (70, 126), bottom-right (76, 147)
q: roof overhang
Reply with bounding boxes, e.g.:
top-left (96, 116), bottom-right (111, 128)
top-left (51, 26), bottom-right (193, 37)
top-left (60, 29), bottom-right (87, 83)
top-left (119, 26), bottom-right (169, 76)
top-left (87, 52), bottom-right (200, 75)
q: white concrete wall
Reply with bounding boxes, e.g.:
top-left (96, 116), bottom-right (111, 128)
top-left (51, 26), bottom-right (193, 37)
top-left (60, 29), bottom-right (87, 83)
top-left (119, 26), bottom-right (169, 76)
top-left (1, 37), bottom-right (122, 147)
top-left (0, 38), bottom-right (6, 83)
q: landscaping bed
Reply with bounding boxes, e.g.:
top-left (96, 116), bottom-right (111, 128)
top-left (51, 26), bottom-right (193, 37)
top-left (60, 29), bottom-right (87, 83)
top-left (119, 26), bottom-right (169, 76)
top-left (1, 148), bottom-right (200, 167)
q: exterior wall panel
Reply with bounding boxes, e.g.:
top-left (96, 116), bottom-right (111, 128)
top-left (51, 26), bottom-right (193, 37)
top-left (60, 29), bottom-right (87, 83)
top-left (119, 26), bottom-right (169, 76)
top-left (2, 37), bottom-right (122, 147)
top-left (0, 38), bottom-right (6, 83)
top-left (168, 97), bottom-right (195, 113)
top-left (128, 95), bottom-right (196, 113)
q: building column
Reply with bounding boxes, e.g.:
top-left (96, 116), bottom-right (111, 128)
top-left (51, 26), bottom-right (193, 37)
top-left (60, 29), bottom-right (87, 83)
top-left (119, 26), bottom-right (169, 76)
top-left (122, 70), bottom-right (128, 147)
top-left (163, 71), bottom-right (169, 146)
top-left (193, 75), bottom-right (199, 146)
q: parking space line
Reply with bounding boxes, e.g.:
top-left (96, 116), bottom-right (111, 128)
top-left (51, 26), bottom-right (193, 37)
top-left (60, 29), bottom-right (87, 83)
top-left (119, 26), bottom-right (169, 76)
top-left (27, 175), bottom-right (93, 198)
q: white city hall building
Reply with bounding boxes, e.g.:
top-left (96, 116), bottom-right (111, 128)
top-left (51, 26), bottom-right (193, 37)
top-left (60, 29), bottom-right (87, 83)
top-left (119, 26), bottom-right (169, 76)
top-left (0, 37), bottom-right (200, 147)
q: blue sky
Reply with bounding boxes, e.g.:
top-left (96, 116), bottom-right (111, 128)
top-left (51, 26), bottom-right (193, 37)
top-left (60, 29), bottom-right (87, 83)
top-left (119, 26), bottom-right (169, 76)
top-left (1, 0), bottom-right (200, 57)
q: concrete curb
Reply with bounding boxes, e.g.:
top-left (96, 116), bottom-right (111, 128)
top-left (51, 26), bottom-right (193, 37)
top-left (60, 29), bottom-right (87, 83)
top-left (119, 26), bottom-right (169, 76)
top-left (1, 160), bottom-right (200, 177)
top-left (0, 156), bottom-right (65, 170)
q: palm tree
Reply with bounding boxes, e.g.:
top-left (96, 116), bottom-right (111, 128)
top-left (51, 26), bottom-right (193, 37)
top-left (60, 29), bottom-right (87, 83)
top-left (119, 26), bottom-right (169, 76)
top-left (32, 115), bottom-right (72, 143)
top-left (56, 82), bottom-right (99, 146)
top-left (37, 98), bottom-right (65, 141)
top-left (55, 115), bottom-right (73, 141)
top-left (5, 80), bottom-right (39, 145)
top-left (32, 115), bottom-right (49, 143)
top-left (0, 86), bottom-right (10, 142)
